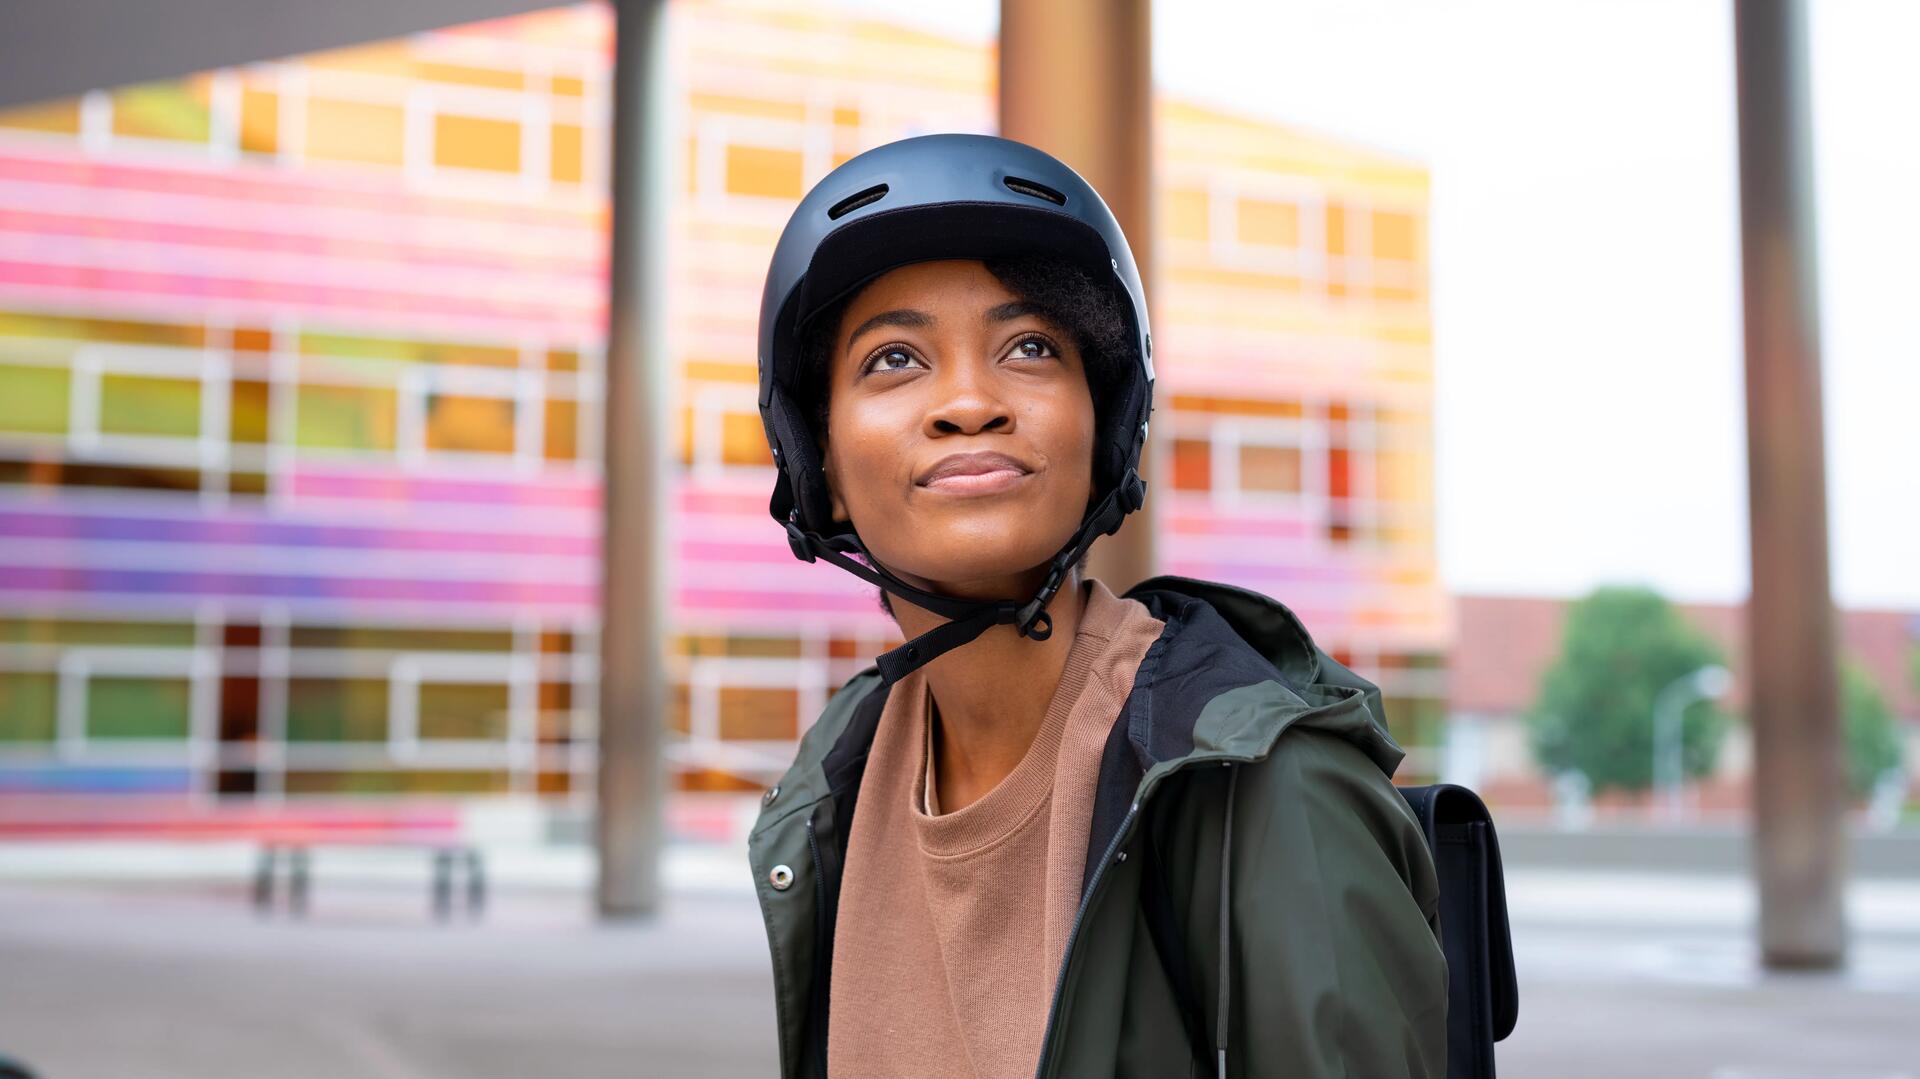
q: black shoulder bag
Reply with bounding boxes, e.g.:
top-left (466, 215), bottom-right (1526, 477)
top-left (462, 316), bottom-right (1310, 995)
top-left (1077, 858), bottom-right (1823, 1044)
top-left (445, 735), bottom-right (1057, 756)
top-left (1397, 783), bottom-right (1519, 1078)
top-left (1139, 782), bottom-right (1518, 1078)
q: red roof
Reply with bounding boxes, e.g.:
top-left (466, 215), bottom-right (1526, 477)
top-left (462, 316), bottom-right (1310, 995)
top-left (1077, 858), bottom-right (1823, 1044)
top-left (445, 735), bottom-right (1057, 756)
top-left (1448, 594), bottom-right (1920, 719)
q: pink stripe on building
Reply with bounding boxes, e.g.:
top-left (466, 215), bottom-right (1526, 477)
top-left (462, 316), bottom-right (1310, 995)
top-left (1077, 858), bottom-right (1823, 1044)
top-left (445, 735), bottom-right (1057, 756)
top-left (0, 149), bottom-right (601, 228)
top-left (0, 260), bottom-right (606, 340)
top-left (290, 467), bottom-right (600, 511)
top-left (0, 207), bottom-right (603, 278)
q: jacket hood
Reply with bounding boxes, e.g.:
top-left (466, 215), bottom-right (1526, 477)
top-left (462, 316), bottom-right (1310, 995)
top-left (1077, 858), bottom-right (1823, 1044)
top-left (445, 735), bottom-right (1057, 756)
top-left (1120, 574), bottom-right (1405, 781)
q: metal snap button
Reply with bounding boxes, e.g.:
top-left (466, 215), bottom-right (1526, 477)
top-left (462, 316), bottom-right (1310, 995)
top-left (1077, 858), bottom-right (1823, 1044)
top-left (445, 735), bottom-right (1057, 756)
top-left (762, 785), bottom-right (780, 807)
top-left (769, 864), bottom-right (794, 891)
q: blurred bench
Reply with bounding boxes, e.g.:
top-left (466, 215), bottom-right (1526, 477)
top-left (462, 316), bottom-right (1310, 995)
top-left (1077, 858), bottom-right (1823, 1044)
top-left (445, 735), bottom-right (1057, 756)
top-left (0, 798), bottom-right (484, 920)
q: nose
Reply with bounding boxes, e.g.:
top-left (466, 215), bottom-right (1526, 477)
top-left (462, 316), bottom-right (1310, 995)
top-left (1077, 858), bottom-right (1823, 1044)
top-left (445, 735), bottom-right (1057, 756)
top-left (925, 361), bottom-right (1012, 437)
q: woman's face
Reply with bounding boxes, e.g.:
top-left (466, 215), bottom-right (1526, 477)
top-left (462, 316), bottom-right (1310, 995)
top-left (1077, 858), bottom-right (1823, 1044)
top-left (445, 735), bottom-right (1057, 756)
top-left (821, 259), bottom-right (1096, 600)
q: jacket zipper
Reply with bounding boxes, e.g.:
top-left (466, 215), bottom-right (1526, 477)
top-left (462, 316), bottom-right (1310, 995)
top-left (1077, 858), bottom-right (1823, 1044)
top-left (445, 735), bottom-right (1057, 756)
top-left (805, 812), bottom-right (828, 1079)
top-left (1031, 800), bottom-right (1140, 1079)
top-left (1031, 751), bottom-right (1262, 1079)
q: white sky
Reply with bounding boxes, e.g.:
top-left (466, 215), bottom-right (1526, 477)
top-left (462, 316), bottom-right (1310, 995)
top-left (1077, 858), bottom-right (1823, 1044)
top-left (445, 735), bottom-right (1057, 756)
top-left (837, 0), bottom-right (1920, 609)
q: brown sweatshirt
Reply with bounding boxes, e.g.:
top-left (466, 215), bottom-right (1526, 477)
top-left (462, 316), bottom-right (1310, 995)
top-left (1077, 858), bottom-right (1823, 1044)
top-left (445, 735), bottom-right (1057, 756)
top-left (826, 579), bottom-right (1166, 1079)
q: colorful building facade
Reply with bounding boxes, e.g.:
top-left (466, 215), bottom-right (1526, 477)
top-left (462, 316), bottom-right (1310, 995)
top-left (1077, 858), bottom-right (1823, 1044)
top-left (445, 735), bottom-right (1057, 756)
top-left (0, 0), bottom-right (1442, 805)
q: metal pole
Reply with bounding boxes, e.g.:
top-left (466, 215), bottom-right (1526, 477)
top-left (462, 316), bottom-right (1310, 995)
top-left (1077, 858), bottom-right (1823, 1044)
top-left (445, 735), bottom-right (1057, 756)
top-left (999, 0), bottom-right (1157, 593)
top-left (1652, 678), bottom-right (1686, 822)
top-left (1652, 666), bottom-right (1728, 822)
top-left (597, 0), bottom-right (673, 919)
top-left (1733, 0), bottom-right (1847, 969)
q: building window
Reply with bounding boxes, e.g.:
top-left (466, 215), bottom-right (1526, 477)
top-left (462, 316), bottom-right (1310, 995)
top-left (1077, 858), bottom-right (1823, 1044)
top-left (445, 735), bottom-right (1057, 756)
top-left (0, 365), bottom-right (69, 434)
top-left (1236, 197), bottom-right (1301, 248)
top-left (0, 673), bottom-right (58, 742)
top-left (1327, 446), bottom-right (1352, 501)
top-left (551, 122), bottom-right (585, 184)
top-left (110, 77), bottom-right (212, 143)
top-left (718, 686), bottom-right (800, 741)
top-left (1171, 437), bottom-right (1212, 492)
top-left (238, 86), bottom-right (278, 155)
top-left (228, 380), bottom-right (272, 444)
top-left (724, 143), bottom-right (804, 199)
top-left (544, 398), bottom-right (579, 461)
top-left (721, 411), bottom-right (773, 467)
top-left (305, 98), bottom-right (406, 166)
top-left (1324, 202), bottom-right (1349, 257)
top-left (0, 99), bottom-right (82, 135)
top-left (1239, 443), bottom-right (1302, 494)
top-left (87, 676), bottom-right (192, 740)
top-left (424, 393), bottom-right (516, 455)
top-left (295, 384), bottom-right (399, 451)
top-left (1167, 188), bottom-right (1210, 243)
top-left (287, 678), bottom-right (390, 742)
top-left (418, 682), bottom-right (510, 740)
top-left (433, 112), bottom-right (523, 173)
top-left (100, 374), bottom-right (200, 438)
top-left (1371, 210), bottom-right (1417, 262)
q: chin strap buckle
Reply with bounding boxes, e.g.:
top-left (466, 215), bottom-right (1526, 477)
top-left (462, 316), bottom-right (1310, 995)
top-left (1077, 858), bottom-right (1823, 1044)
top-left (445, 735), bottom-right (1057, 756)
top-left (1117, 468), bottom-right (1146, 518)
top-left (1014, 563), bottom-right (1070, 641)
top-left (783, 513), bottom-right (816, 563)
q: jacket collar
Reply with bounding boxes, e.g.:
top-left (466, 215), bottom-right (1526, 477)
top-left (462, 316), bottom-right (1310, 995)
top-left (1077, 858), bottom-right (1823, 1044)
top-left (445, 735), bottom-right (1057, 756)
top-left (759, 573), bottom-right (1404, 836)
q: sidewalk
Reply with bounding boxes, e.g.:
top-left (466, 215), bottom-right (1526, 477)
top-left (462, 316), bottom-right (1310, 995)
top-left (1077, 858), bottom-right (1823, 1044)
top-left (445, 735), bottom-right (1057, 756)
top-left (1, 845), bottom-right (1917, 1078)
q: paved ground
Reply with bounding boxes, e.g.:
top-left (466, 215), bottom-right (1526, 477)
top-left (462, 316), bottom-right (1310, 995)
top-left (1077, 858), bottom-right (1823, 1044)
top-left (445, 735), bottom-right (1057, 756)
top-left (1, 848), bottom-right (1916, 1078)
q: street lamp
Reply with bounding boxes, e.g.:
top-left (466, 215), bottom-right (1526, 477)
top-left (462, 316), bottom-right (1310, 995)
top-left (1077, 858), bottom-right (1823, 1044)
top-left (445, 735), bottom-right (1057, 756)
top-left (1653, 664), bottom-right (1733, 821)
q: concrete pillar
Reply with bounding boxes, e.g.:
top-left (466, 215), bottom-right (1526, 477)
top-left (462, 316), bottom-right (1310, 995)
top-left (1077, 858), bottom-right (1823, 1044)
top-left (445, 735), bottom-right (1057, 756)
top-left (597, 0), bottom-right (673, 919)
top-left (1733, 0), bottom-right (1847, 969)
top-left (999, 0), bottom-right (1158, 592)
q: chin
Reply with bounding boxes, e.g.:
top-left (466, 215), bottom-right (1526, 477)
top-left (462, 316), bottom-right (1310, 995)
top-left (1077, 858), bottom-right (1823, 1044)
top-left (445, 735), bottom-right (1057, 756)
top-left (869, 518), bottom-right (1075, 597)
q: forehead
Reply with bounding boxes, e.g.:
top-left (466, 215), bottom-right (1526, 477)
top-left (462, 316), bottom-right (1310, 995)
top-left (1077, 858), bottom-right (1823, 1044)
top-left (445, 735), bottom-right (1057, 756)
top-left (835, 259), bottom-right (1012, 333)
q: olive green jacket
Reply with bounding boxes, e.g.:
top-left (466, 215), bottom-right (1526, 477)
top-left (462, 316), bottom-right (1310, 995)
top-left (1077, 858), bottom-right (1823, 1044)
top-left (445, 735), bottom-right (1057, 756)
top-left (748, 576), bottom-right (1448, 1078)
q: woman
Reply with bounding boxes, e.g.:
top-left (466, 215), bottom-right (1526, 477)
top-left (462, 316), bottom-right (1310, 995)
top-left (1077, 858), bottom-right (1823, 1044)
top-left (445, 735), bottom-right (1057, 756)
top-left (748, 134), bottom-right (1447, 1079)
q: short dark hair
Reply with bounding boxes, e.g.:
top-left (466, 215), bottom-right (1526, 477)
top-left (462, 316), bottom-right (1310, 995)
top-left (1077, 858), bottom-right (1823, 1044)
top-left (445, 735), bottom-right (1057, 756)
top-left (790, 253), bottom-right (1130, 618)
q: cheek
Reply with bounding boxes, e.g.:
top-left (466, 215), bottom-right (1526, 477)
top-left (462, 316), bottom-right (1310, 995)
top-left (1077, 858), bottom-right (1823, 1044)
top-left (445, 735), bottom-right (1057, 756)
top-left (1033, 395), bottom-right (1097, 499)
top-left (822, 407), bottom-right (904, 516)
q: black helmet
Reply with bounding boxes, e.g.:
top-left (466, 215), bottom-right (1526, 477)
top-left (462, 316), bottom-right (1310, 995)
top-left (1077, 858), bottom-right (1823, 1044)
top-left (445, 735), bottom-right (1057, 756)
top-left (757, 133), bottom-right (1153, 684)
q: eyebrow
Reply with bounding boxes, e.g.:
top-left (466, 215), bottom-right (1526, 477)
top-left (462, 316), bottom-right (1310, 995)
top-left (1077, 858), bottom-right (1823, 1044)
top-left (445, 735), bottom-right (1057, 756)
top-left (843, 308), bottom-right (931, 352)
top-left (841, 300), bottom-right (1056, 356)
top-left (985, 300), bottom-right (1048, 324)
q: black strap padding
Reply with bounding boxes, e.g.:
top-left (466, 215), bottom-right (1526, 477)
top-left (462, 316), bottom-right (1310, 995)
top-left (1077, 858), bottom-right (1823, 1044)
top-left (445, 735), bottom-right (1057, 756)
top-left (764, 385), bottom-right (837, 533)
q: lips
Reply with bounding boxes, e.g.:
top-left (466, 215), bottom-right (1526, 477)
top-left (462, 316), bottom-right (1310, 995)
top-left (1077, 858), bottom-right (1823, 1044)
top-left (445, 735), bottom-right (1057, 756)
top-left (916, 451), bottom-right (1033, 494)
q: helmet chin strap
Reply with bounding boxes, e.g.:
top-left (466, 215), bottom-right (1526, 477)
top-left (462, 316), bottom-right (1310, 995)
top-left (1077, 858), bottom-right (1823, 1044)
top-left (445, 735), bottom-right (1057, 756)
top-left (784, 471), bottom-right (1144, 685)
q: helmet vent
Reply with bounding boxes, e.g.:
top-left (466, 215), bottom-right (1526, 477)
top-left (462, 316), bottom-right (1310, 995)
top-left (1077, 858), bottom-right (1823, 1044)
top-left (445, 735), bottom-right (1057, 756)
top-left (827, 184), bottom-right (889, 220)
top-left (1004, 176), bottom-right (1067, 205)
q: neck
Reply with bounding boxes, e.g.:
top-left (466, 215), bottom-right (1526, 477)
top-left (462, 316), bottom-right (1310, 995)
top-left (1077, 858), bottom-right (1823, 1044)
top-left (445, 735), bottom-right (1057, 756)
top-left (889, 572), bottom-right (1088, 813)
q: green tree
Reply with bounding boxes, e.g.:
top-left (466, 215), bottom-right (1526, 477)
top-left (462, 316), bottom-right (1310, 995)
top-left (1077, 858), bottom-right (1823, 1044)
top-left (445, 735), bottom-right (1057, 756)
top-left (1526, 586), bottom-right (1730, 793)
top-left (1842, 660), bottom-right (1905, 798)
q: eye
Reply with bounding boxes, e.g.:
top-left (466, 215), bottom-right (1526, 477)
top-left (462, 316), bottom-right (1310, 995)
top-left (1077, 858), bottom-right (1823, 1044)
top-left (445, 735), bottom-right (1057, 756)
top-left (861, 346), bottom-right (925, 375)
top-left (1005, 335), bottom-right (1057, 362)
